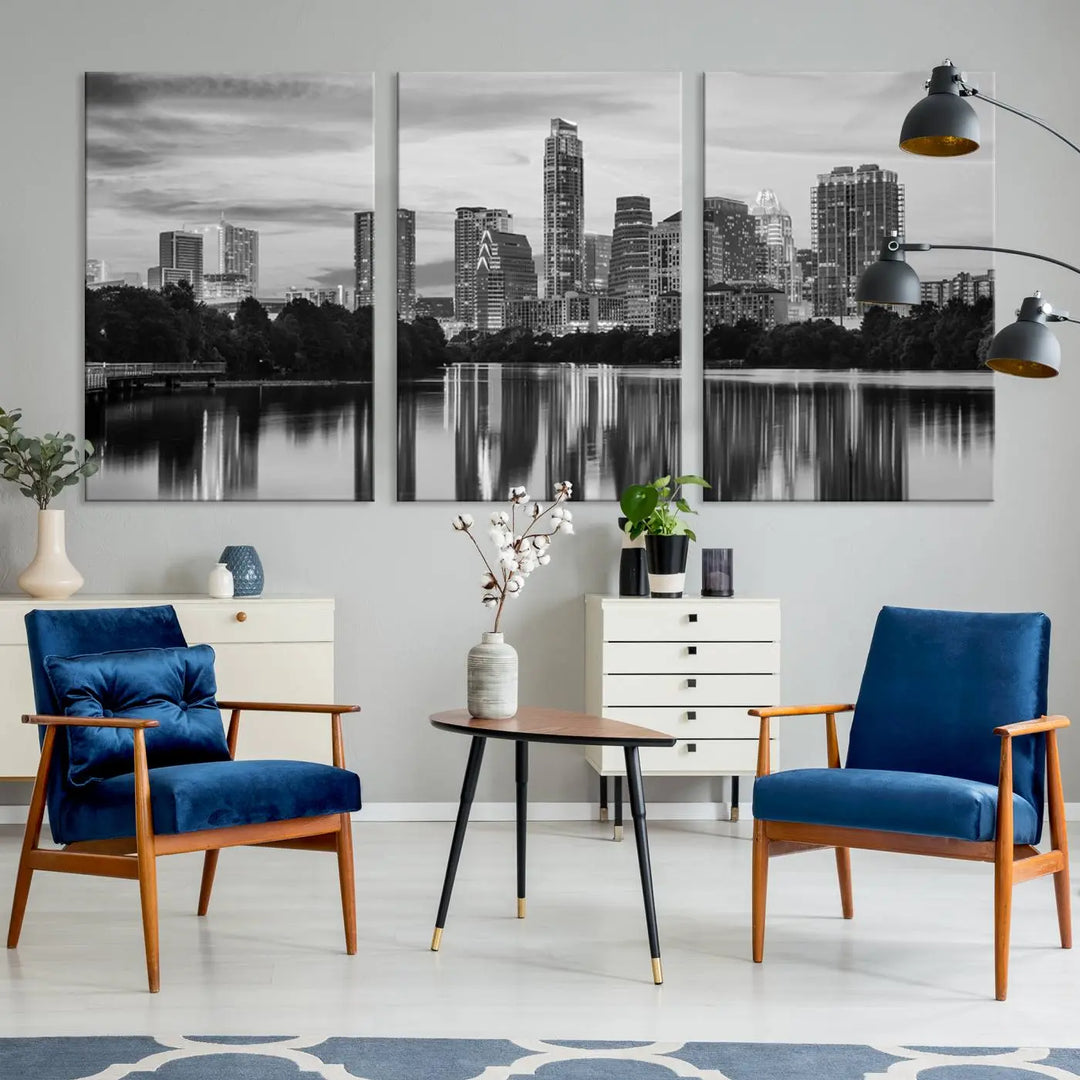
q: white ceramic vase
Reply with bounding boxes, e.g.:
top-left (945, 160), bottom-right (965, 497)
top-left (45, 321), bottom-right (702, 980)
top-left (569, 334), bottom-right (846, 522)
top-left (208, 562), bottom-right (234, 599)
top-left (17, 509), bottom-right (85, 600)
top-left (467, 632), bottom-right (518, 719)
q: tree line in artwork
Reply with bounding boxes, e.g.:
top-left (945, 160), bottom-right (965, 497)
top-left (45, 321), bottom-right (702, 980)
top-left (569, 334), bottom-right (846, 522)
top-left (705, 298), bottom-right (994, 371)
top-left (85, 283), bottom-right (372, 381)
top-left (398, 319), bottom-right (680, 376)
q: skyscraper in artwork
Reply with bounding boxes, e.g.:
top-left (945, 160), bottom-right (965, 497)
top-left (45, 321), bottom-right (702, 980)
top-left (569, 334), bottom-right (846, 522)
top-left (354, 210), bottom-right (374, 308)
top-left (609, 195), bottom-right (652, 329)
top-left (149, 230), bottom-right (203, 297)
top-left (397, 208), bottom-right (417, 320)
top-left (584, 233), bottom-right (612, 292)
top-left (811, 164), bottom-right (904, 317)
top-left (543, 118), bottom-right (585, 299)
top-left (476, 228), bottom-right (538, 333)
top-left (455, 206), bottom-right (513, 327)
top-left (751, 189), bottom-right (798, 301)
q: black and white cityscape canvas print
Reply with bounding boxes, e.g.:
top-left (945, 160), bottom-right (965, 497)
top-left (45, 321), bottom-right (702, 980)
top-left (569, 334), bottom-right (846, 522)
top-left (85, 73), bottom-right (374, 501)
top-left (396, 72), bottom-right (682, 501)
top-left (704, 71), bottom-right (995, 502)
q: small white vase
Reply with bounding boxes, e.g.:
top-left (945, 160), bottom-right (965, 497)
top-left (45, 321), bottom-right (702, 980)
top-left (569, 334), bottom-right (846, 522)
top-left (17, 509), bottom-right (85, 600)
top-left (208, 562), bottom-right (234, 599)
top-left (467, 632), bottom-right (518, 719)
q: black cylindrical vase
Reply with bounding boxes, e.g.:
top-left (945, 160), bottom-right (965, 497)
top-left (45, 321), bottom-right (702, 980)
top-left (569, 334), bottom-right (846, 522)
top-left (645, 535), bottom-right (690, 598)
top-left (701, 548), bottom-right (734, 598)
top-left (617, 516), bottom-right (649, 597)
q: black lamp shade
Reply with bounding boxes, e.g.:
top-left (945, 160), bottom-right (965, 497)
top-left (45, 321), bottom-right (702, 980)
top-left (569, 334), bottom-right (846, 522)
top-left (855, 256), bottom-right (921, 306)
top-left (900, 64), bottom-right (981, 157)
top-left (985, 295), bottom-right (1062, 378)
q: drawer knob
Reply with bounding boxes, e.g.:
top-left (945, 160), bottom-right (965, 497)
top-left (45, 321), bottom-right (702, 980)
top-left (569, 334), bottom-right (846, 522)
top-left (686, 710), bottom-right (697, 721)
top-left (687, 743), bottom-right (698, 753)
top-left (688, 613), bottom-right (698, 623)
top-left (686, 678), bottom-right (697, 689)
top-left (687, 645), bottom-right (697, 656)
top-left (235, 611), bottom-right (248, 623)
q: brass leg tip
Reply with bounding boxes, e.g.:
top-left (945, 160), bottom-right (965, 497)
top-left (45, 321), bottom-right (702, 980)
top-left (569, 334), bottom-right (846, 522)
top-left (730, 807), bottom-right (740, 822)
top-left (517, 898), bottom-right (526, 919)
top-left (600, 808), bottom-right (609, 823)
top-left (651, 957), bottom-right (663, 984)
top-left (613, 825), bottom-right (623, 842)
top-left (430, 927), bottom-right (443, 951)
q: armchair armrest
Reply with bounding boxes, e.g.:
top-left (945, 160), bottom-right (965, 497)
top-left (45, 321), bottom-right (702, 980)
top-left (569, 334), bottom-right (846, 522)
top-left (216, 702), bottom-right (360, 768)
top-left (22, 713), bottom-right (160, 729)
top-left (994, 715), bottom-right (1070, 738)
top-left (216, 701), bottom-right (360, 714)
top-left (749, 703), bottom-right (854, 718)
top-left (750, 704), bottom-right (854, 777)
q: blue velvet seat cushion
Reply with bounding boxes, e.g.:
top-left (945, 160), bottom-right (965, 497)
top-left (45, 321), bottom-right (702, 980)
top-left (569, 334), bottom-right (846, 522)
top-left (53, 759), bottom-right (363, 844)
top-left (43, 644), bottom-right (231, 786)
top-left (753, 767), bottom-right (1040, 844)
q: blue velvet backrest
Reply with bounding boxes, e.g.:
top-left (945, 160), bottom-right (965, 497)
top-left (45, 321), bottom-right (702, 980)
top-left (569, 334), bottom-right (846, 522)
top-left (24, 605), bottom-right (188, 841)
top-left (847, 606), bottom-right (1050, 836)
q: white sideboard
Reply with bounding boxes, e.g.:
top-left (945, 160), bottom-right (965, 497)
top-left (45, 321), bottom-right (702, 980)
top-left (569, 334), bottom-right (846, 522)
top-left (0, 595), bottom-right (336, 781)
top-left (584, 595), bottom-right (780, 819)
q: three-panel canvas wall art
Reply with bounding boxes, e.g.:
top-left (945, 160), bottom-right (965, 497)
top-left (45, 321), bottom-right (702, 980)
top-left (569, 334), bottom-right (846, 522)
top-left (83, 71), bottom-right (995, 504)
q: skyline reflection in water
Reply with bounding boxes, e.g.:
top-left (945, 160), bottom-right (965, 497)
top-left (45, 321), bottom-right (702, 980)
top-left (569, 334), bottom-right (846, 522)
top-left (86, 384), bottom-right (372, 501)
top-left (704, 369), bottom-right (994, 502)
top-left (398, 363), bottom-right (681, 501)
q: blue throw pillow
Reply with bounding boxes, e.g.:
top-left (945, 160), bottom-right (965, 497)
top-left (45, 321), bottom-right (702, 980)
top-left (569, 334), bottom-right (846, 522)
top-left (43, 644), bottom-right (232, 786)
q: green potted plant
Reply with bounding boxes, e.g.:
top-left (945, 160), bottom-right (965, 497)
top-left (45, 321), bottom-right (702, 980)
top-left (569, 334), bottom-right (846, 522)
top-left (620, 474), bottom-right (710, 598)
top-left (0, 405), bottom-right (98, 599)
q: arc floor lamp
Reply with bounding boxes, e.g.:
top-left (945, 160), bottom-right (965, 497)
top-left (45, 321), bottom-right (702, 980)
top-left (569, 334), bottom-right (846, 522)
top-left (856, 60), bottom-right (1079, 378)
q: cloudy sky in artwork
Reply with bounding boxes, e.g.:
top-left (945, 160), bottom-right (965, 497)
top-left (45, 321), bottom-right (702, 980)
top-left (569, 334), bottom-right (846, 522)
top-left (705, 70), bottom-right (996, 279)
top-left (399, 72), bottom-right (682, 296)
top-left (85, 73), bottom-right (373, 294)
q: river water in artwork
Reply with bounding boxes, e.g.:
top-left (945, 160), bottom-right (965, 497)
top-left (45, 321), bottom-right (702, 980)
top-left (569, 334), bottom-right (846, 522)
top-left (704, 368), bottom-right (994, 501)
top-left (397, 363), bottom-right (682, 501)
top-left (86, 384), bottom-right (373, 501)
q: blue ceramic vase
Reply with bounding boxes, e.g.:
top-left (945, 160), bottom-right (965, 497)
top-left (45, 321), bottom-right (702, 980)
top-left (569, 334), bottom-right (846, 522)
top-left (220, 545), bottom-right (264, 598)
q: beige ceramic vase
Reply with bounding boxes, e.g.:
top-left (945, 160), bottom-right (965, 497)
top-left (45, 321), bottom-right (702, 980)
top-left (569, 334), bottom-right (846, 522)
top-left (18, 509), bottom-right (85, 600)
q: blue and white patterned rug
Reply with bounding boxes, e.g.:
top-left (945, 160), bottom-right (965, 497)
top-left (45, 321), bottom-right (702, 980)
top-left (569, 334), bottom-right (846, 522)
top-left (2, 1037), bottom-right (1079, 1079)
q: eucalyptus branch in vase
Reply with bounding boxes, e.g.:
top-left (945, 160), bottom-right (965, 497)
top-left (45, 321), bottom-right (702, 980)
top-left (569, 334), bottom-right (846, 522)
top-left (452, 481), bottom-right (574, 633)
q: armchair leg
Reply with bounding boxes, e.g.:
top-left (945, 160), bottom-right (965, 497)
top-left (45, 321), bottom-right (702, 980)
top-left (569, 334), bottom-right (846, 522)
top-left (336, 813), bottom-right (357, 955)
top-left (7, 727), bottom-right (54, 950)
top-left (752, 820), bottom-right (769, 962)
top-left (197, 850), bottom-right (220, 917)
top-left (137, 850), bottom-right (160, 993)
top-left (1046, 730), bottom-right (1072, 950)
top-left (835, 847), bottom-right (854, 919)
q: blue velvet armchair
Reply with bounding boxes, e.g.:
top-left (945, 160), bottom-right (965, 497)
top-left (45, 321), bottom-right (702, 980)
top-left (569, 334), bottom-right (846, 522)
top-left (6, 605), bottom-right (363, 992)
top-left (750, 606), bottom-right (1071, 1000)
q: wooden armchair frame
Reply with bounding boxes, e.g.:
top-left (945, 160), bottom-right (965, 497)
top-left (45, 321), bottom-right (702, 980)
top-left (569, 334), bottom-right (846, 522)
top-left (7, 700), bottom-right (360, 993)
top-left (750, 704), bottom-right (1071, 1000)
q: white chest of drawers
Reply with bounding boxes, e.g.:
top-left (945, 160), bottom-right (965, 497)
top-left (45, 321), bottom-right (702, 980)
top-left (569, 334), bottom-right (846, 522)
top-left (584, 595), bottom-right (780, 813)
top-left (0, 595), bottom-right (335, 781)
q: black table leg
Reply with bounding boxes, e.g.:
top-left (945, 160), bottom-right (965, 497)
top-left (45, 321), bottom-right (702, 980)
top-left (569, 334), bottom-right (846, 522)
top-left (599, 773), bottom-right (609, 823)
top-left (624, 744), bottom-right (663, 984)
top-left (730, 775), bottom-right (740, 823)
top-left (516, 740), bottom-right (528, 918)
top-left (613, 775), bottom-right (624, 841)
top-left (431, 734), bottom-right (486, 951)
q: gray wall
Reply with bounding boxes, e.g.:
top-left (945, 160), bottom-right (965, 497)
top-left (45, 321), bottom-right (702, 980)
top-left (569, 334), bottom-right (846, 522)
top-left (2, 0), bottom-right (1079, 808)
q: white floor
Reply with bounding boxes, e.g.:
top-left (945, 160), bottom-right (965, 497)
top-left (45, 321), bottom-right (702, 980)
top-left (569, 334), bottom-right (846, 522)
top-left (0, 820), bottom-right (1077, 1046)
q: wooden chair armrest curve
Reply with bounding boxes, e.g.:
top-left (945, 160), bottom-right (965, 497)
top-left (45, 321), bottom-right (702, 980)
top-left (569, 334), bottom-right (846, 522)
top-left (994, 715), bottom-right (1070, 738)
top-left (217, 701), bottom-right (361, 715)
top-left (22, 713), bottom-right (160, 729)
top-left (749, 703), bottom-right (855, 719)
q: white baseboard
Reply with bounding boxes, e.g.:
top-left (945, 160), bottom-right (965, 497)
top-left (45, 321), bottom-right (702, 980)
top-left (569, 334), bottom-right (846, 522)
top-left (3, 802), bottom-right (1080, 827)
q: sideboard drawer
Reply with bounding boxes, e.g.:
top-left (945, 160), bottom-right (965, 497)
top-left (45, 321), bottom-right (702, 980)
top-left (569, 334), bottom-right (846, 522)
top-left (603, 641), bottom-right (778, 675)
top-left (176, 600), bottom-right (334, 645)
top-left (589, 738), bottom-right (774, 776)
top-left (600, 599), bottom-right (779, 643)
top-left (601, 705), bottom-right (760, 739)
top-left (603, 673), bottom-right (779, 708)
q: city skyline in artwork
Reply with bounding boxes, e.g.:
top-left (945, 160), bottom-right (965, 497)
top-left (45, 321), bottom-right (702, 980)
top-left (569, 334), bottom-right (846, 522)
top-left (84, 73), bottom-right (374, 502)
top-left (703, 70), bottom-right (996, 503)
top-left (396, 72), bottom-right (683, 503)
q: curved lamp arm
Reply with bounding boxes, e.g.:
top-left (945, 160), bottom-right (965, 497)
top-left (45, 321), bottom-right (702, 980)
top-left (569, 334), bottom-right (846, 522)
top-left (959, 82), bottom-right (1080, 158)
top-left (900, 241), bottom-right (1080, 278)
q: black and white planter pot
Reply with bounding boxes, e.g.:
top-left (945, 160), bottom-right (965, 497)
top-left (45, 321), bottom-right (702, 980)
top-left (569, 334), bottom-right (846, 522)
top-left (645, 534), bottom-right (690, 598)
